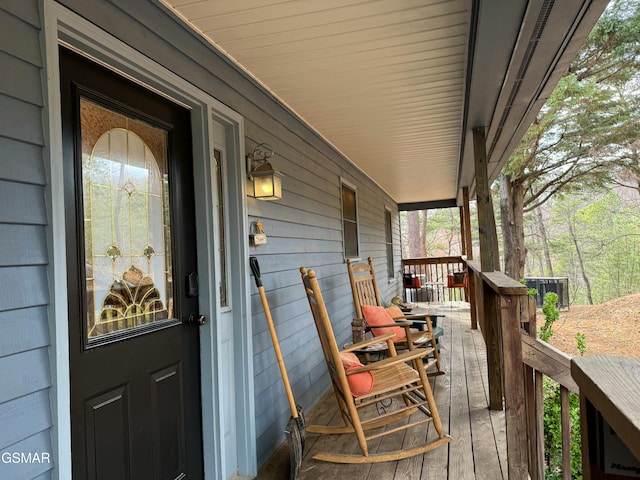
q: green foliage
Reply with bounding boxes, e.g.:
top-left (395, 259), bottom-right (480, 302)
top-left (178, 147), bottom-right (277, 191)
top-left (539, 292), bottom-right (559, 342)
top-left (541, 304), bottom-right (588, 479)
top-left (548, 191), bottom-right (640, 304)
top-left (576, 332), bottom-right (587, 356)
top-left (520, 279), bottom-right (539, 298)
top-left (543, 378), bottom-right (583, 479)
top-left (542, 330), bottom-right (590, 479)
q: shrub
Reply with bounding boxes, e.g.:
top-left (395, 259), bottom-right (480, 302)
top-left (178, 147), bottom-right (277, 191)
top-left (538, 292), bottom-right (583, 478)
top-left (539, 292), bottom-right (559, 342)
top-left (543, 378), bottom-right (582, 479)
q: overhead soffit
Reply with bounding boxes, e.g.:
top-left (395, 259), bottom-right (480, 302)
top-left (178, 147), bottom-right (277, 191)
top-left (162, 0), bottom-right (609, 206)
top-left (163, 0), bottom-right (470, 204)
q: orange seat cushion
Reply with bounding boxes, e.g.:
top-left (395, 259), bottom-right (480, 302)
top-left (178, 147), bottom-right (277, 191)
top-left (339, 352), bottom-right (374, 397)
top-left (361, 305), bottom-right (406, 341)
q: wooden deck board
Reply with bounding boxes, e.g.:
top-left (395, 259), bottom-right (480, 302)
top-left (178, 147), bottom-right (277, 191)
top-left (256, 304), bottom-right (507, 480)
top-left (422, 317), bottom-right (452, 479)
top-left (448, 306), bottom-right (476, 479)
top-left (464, 326), bottom-right (504, 479)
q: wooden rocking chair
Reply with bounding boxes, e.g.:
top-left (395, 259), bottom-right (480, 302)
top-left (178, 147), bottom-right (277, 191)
top-left (300, 266), bottom-right (450, 463)
top-left (347, 257), bottom-right (444, 375)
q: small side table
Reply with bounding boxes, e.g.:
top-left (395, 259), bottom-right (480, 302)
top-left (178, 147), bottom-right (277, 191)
top-left (344, 340), bottom-right (389, 364)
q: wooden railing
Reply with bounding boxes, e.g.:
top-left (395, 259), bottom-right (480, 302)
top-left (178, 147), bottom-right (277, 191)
top-left (571, 356), bottom-right (640, 478)
top-left (466, 260), bottom-right (578, 480)
top-left (521, 307), bottom-right (578, 480)
top-left (401, 256), bottom-right (468, 303)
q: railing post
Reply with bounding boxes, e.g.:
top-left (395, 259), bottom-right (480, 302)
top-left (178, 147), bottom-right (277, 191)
top-left (485, 285), bottom-right (503, 410)
top-left (560, 386), bottom-right (571, 480)
top-left (499, 293), bottom-right (529, 479)
top-left (523, 298), bottom-right (544, 479)
top-left (468, 267), bottom-right (478, 329)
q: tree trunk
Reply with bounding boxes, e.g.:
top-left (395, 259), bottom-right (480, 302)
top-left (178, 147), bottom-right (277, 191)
top-left (536, 207), bottom-right (554, 276)
top-left (420, 211), bottom-right (428, 256)
top-left (568, 219), bottom-right (593, 304)
top-left (500, 174), bottom-right (527, 280)
top-left (407, 210), bottom-right (427, 258)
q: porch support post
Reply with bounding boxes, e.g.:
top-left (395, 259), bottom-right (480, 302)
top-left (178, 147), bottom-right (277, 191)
top-left (459, 206), bottom-right (467, 256)
top-left (472, 128), bottom-right (499, 271)
top-left (462, 186), bottom-right (478, 329)
top-left (473, 128), bottom-right (503, 409)
top-left (462, 187), bottom-right (473, 260)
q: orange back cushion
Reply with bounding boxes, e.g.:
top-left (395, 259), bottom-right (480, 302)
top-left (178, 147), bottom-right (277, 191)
top-left (385, 305), bottom-right (405, 319)
top-left (361, 305), bottom-right (406, 341)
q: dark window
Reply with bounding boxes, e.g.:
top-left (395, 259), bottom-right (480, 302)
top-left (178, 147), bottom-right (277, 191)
top-left (341, 183), bottom-right (359, 258)
top-left (385, 208), bottom-right (394, 278)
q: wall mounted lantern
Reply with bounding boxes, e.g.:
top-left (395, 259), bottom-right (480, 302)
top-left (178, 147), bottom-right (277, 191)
top-left (246, 143), bottom-right (282, 201)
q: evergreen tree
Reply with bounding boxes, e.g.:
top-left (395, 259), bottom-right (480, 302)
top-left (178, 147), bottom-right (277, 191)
top-left (500, 0), bottom-right (640, 280)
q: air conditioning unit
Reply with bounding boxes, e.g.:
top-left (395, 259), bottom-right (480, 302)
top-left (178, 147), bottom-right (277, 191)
top-left (523, 277), bottom-right (569, 309)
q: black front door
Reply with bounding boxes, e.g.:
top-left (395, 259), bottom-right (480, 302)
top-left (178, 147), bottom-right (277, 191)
top-left (60, 47), bottom-right (204, 479)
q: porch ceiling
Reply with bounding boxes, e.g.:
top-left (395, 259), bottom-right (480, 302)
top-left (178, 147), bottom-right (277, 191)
top-left (161, 0), bottom-right (608, 207)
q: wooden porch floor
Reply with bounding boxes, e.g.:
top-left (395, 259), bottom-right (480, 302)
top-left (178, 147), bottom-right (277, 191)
top-left (256, 303), bottom-right (507, 480)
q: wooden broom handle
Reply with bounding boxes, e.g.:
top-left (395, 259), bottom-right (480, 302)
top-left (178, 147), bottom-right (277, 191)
top-left (258, 286), bottom-right (299, 419)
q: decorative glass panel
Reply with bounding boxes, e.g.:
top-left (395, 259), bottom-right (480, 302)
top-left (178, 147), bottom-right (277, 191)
top-left (80, 98), bottom-right (173, 343)
top-left (214, 149), bottom-right (229, 307)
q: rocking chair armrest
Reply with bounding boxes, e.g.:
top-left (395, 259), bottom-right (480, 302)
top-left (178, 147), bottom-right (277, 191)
top-left (342, 333), bottom-right (396, 352)
top-left (357, 317), bottom-right (413, 329)
top-left (407, 330), bottom-right (431, 344)
top-left (393, 320), bottom-right (413, 326)
top-left (346, 349), bottom-right (428, 374)
top-left (369, 321), bottom-right (411, 328)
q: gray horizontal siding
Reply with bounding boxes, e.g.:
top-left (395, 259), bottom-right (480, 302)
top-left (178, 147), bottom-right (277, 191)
top-left (0, 390), bottom-right (52, 449)
top-left (0, 431), bottom-right (53, 479)
top-left (0, 0), bottom-right (40, 28)
top-left (0, 2), bottom-right (53, 479)
top-left (0, 225), bottom-right (48, 267)
top-left (0, 7), bottom-right (42, 67)
top-left (0, 181), bottom-right (47, 225)
top-left (0, 266), bottom-right (49, 312)
top-left (0, 50), bottom-right (43, 106)
top-left (0, 307), bottom-right (50, 358)
top-left (0, 138), bottom-right (45, 185)
top-left (0, 95), bottom-right (45, 145)
top-left (0, 348), bottom-right (52, 405)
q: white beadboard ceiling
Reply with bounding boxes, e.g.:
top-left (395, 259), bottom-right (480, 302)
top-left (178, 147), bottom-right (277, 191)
top-left (162, 0), bottom-right (608, 207)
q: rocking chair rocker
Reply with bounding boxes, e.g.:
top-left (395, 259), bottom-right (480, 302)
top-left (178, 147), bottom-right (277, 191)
top-left (300, 266), bottom-right (450, 464)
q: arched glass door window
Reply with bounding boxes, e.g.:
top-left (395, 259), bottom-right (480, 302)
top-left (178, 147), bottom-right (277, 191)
top-left (81, 98), bottom-right (173, 343)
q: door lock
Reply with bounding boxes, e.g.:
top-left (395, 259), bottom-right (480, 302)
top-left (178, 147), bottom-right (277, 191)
top-left (188, 314), bottom-right (206, 326)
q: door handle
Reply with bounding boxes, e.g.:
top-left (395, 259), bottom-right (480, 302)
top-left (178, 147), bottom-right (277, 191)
top-left (187, 314), bottom-right (206, 326)
top-left (186, 272), bottom-right (199, 297)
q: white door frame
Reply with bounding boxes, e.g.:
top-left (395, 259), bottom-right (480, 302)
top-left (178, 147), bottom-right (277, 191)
top-left (41, 2), bottom-right (256, 478)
